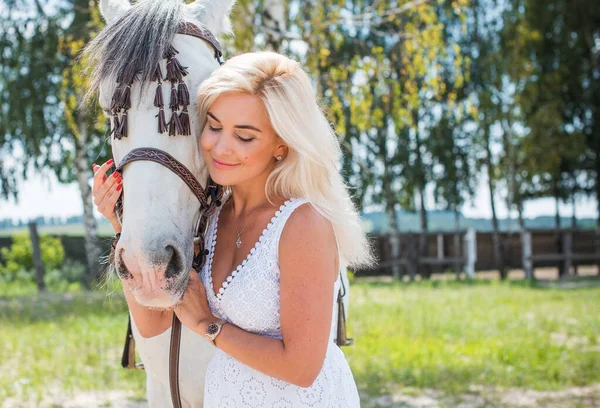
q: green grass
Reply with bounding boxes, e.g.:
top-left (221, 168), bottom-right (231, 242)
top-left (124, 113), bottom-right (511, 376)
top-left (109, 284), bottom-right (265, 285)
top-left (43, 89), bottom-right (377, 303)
top-left (0, 277), bottom-right (599, 404)
top-left (0, 282), bottom-right (146, 404)
top-left (345, 278), bottom-right (600, 395)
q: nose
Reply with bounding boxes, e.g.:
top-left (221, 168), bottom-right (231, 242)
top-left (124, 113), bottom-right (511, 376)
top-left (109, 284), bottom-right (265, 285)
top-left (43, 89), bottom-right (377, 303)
top-left (162, 244), bottom-right (184, 280)
top-left (119, 240), bottom-right (186, 287)
top-left (213, 132), bottom-right (235, 155)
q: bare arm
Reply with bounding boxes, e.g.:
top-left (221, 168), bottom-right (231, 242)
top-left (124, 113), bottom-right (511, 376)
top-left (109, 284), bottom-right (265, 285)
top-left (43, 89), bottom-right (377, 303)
top-left (191, 203), bottom-right (338, 387)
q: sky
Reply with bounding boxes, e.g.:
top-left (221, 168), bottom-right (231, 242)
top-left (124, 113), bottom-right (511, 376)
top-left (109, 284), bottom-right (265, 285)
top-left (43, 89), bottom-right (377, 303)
top-left (0, 171), bottom-right (597, 222)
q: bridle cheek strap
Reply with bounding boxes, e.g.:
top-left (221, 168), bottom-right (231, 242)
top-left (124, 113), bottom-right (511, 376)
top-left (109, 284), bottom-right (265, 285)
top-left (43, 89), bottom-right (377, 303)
top-left (110, 147), bottom-right (223, 273)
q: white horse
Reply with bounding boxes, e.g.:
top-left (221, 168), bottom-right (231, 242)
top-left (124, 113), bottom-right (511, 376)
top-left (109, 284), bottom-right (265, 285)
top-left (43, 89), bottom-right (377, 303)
top-left (89, 0), bottom-right (233, 406)
top-left (87, 1), bottom-right (351, 406)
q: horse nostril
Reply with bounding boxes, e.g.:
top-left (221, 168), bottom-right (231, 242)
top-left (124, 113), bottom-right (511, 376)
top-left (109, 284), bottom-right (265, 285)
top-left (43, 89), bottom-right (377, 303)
top-left (164, 244), bottom-right (183, 280)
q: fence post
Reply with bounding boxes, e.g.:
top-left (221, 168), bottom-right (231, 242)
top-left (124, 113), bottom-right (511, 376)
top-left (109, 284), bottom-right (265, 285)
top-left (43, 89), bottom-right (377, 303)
top-left (563, 231), bottom-right (572, 279)
top-left (464, 228), bottom-right (476, 279)
top-left (28, 222), bottom-right (47, 293)
top-left (522, 230), bottom-right (533, 280)
top-left (454, 232), bottom-right (461, 279)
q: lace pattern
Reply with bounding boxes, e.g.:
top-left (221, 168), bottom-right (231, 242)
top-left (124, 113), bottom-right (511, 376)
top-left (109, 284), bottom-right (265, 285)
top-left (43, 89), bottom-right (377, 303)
top-left (200, 196), bottom-right (360, 407)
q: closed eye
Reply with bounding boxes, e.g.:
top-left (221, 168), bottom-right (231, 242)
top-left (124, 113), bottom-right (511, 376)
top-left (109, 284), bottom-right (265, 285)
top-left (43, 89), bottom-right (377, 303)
top-left (237, 135), bottom-right (254, 142)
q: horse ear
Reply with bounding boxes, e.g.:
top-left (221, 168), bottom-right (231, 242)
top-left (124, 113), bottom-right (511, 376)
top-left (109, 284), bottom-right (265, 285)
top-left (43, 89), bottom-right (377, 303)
top-left (100, 0), bottom-right (132, 25)
top-left (183, 0), bottom-right (236, 35)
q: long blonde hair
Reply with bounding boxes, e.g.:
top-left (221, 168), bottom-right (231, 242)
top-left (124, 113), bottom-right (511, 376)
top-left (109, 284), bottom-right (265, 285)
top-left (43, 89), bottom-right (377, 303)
top-left (196, 52), bottom-right (374, 269)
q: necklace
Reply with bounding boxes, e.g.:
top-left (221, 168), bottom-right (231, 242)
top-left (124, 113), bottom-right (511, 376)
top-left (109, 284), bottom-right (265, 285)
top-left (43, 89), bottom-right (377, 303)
top-left (232, 200), bottom-right (266, 248)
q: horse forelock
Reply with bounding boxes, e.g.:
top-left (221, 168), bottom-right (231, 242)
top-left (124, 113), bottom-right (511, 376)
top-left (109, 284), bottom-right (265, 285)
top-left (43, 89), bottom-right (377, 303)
top-left (84, 0), bottom-right (188, 104)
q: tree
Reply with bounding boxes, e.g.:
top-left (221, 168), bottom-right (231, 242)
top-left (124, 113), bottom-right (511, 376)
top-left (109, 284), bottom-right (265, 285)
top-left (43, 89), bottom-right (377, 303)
top-left (0, 0), bottom-right (109, 284)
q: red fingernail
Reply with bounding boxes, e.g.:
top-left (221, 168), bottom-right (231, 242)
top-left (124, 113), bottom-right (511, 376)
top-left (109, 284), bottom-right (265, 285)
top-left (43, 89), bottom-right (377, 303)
top-left (92, 164), bottom-right (98, 169)
top-left (117, 178), bottom-right (122, 184)
top-left (117, 185), bottom-right (122, 191)
top-left (107, 159), bottom-right (114, 165)
top-left (112, 172), bottom-right (120, 178)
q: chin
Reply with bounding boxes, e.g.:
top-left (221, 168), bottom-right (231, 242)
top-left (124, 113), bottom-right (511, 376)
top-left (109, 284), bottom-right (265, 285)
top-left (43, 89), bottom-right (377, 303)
top-left (208, 172), bottom-right (239, 187)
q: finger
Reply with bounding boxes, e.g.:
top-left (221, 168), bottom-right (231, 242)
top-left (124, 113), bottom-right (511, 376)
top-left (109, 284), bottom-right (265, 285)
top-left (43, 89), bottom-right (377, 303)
top-left (92, 159), bottom-right (114, 195)
top-left (94, 171), bottom-right (122, 209)
top-left (99, 182), bottom-right (123, 217)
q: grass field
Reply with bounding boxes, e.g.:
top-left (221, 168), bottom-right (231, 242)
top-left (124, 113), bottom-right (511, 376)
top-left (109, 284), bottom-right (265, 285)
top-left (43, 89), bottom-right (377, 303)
top-left (1, 277), bottom-right (599, 407)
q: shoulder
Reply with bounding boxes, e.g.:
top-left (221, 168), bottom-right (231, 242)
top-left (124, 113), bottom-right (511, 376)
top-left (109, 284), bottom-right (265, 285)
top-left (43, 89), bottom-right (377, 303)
top-left (281, 200), bottom-right (332, 242)
top-left (278, 200), bottom-right (337, 279)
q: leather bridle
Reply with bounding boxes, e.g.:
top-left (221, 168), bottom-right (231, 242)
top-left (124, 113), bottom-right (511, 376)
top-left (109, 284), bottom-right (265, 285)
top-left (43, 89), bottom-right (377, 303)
top-left (111, 147), bottom-right (223, 272)
top-left (107, 21), bottom-right (225, 408)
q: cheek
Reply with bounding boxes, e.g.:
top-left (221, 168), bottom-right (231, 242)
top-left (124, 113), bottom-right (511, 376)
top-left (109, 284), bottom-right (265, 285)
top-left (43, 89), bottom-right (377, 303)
top-left (199, 128), bottom-right (214, 152)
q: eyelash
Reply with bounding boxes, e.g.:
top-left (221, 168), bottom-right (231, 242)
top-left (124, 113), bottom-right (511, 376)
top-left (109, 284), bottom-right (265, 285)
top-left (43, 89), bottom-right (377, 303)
top-left (208, 125), bottom-right (254, 143)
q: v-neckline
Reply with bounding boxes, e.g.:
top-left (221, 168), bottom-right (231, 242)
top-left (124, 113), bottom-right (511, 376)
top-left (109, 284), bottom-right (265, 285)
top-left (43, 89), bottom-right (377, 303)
top-left (207, 196), bottom-right (295, 301)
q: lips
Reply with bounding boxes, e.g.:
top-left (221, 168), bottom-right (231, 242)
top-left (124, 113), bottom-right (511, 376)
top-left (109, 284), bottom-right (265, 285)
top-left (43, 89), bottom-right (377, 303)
top-left (212, 158), bottom-right (239, 168)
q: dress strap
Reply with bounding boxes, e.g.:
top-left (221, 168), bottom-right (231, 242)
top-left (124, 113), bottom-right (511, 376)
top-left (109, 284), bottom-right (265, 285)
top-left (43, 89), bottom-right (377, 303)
top-left (270, 197), bottom-right (309, 248)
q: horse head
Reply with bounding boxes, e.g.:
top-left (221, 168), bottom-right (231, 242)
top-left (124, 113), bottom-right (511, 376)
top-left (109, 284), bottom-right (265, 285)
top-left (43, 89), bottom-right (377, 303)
top-left (88, 0), bottom-right (234, 308)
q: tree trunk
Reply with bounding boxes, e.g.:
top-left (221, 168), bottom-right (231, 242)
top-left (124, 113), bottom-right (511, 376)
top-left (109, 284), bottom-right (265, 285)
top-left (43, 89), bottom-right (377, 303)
top-left (413, 113), bottom-right (429, 279)
top-left (386, 201), bottom-right (402, 280)
top-left (571, 194), bottom-right (578, 275)
top-left (517, 201), bottom-right (525, 233)
top-left (417, 186), bottom-right (430, 278)
top-left (485, 132), bottom-right (506, 279)
top-left (75, 115), bottom-right (102, 287)
top-left (28, 222), bottom-right (46, 293)
top-left (554, 182), bottom-right (566, 278)
top-left (263, 0), bottom-right (286, 51)
top-left (597, 178), bottom-right (600, 276)
top-left (571, 194), bottom-right (577, 227)
top-left (454, 209), bottom-right (461, 279)
top-left (571, 188), bottom-right (579, 276)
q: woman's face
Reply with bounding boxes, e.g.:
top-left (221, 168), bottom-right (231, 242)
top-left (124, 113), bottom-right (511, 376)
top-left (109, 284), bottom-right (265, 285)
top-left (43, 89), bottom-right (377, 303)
top-left (200, 92), bottom-right (286, 187)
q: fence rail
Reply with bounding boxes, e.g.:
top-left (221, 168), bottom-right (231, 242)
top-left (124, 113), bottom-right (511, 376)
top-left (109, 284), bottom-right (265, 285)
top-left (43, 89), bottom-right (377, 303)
top-left (0, 228), bottom-right (598, 279)
top-left (358, 228), bottom-right (599, 279)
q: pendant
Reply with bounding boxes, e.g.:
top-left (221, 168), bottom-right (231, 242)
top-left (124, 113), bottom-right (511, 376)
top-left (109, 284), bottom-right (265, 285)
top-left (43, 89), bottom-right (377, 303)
top-left (235, 234), bottom-right (242, 248)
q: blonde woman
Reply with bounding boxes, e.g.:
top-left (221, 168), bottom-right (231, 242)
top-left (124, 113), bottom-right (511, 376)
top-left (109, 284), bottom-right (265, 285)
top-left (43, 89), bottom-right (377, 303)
top-left (94, 51), bottom-right (373, 406)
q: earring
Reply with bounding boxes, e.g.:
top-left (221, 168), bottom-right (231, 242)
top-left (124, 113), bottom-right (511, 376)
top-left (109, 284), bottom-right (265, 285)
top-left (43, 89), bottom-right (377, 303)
top-left (276, 155), bottom-right (283, 161)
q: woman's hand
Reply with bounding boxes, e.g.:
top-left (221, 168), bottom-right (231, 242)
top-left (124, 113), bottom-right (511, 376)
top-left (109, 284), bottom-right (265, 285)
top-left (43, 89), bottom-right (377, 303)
top-left (174, 271), bottom-right (217, 334)
top-left (92, 159), bottom-right (122, 233)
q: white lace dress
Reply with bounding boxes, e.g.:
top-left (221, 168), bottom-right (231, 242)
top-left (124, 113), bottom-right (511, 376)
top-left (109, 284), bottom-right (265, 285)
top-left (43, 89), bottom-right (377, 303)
top-left (199, 196), bottom-right (360, 407)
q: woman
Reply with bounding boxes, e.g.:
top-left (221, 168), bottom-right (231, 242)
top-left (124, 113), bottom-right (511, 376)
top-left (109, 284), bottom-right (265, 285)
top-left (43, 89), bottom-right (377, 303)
top-left (93, 51), bottom-right (373, 406)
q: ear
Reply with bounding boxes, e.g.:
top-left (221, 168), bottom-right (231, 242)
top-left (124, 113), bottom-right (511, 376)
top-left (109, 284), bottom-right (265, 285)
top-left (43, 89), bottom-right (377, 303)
top-left (100, 0), bottom-right (132, 25)
top-left (183, 0), bottom-right (236, 35)
top-left (275, 143), bottom-right (288, 160)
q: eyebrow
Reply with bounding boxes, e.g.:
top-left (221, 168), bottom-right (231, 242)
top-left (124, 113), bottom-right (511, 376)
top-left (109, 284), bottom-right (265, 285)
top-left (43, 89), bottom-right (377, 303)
top-left (207, 112), bottom-right (262, 133)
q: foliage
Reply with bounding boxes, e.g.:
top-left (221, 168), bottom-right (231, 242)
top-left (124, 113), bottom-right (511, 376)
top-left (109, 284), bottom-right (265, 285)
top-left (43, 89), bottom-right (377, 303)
top-left (2, 0), bottom-right (600, 281)
top-left (0, 3), bottom-right (65, 199)
top-left (0, 233), bottom-right (64, 282)
top-left (44, 259), bottom-right (87, 291)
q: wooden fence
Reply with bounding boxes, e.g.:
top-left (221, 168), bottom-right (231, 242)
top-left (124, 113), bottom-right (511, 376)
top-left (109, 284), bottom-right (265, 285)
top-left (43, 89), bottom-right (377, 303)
top-left (0, 228), bottom-right (599, 279)
top-left (356, 229), bottom-right (600, 278)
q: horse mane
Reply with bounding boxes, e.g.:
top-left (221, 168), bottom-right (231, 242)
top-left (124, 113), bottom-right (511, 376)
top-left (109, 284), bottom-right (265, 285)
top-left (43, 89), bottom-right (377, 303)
top-left (82, 0), bottom-right (186, 105)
